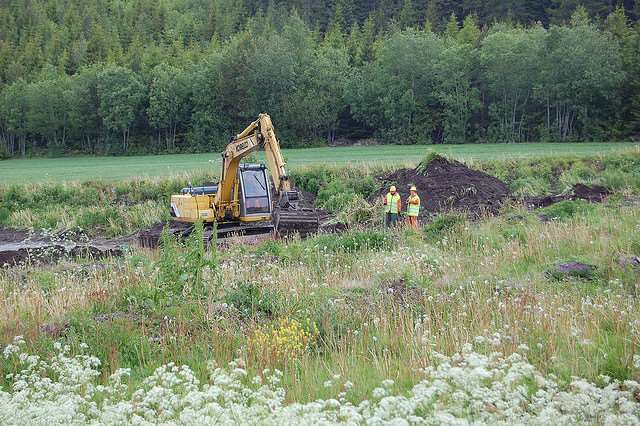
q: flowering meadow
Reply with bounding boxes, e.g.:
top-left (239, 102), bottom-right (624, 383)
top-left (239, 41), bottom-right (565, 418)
top-left (1, 153), bottom-right (640, 424)
top-left (2, 336), bottom-right (640, 425)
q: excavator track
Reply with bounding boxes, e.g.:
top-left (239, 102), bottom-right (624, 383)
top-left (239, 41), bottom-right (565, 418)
top-left (137, 220), bottom-right (277, 249)
top-left (137, 204), bottom-right (321, 249)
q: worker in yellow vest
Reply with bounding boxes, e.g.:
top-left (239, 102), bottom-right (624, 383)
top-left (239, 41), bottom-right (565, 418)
top-left (406, 185), bottom-right (420, 229)
top-left (383, 185), bottom-right (402, 227)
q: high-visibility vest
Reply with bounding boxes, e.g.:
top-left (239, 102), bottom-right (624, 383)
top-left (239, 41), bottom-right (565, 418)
top-left (407, 194), bottom-right (420, 217)
top-left (385, 193), bottom-right (401, 214)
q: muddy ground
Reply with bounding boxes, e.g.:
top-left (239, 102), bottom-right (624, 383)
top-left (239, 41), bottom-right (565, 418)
top-left (524, 183), bottom-right (610, 208)
top-left (0, 228), bottom-right (130, 267)
top-left (374, 158), bottom-right (611, 218)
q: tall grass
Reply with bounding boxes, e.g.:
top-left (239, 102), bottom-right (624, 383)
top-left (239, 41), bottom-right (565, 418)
top-left (1, 200), bottom-right (638, 401)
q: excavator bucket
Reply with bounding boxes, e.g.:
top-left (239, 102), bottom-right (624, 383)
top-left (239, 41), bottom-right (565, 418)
top-left (273, 207), bottom-right (320, 237)
top-left (272, 191), bottom-right (320, 237)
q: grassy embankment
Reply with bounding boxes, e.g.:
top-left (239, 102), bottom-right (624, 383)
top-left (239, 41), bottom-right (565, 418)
top-left (0, 142), bottom-right (635, 184)
top-left (1, 145), bottom-right (639, 237)
top-left (1, 148), bottom-right (639, 408)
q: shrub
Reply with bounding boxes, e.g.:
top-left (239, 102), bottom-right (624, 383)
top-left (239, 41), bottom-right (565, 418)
top-left (156, 221), bottom-right (218, 304)
top-left (0, 207), bottom-right (9, 224)
top-left (291, 168), bottom-right (335, 195)
top-left (224, 281), bottom-right (279, 318)
top-left (538, 200), bottom-right (594, 221)
top-left (1, 186), bottom-right (29, 210)
top-left (423, 213), bottom-right (464, 240)
top-left (416, 151), bottom-right (447, 175)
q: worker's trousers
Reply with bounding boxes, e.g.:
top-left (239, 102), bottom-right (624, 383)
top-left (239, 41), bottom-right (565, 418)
top-left (385, 213), bottom-right (399, 227)
top-left (406, 215), bottom-right (418, 229)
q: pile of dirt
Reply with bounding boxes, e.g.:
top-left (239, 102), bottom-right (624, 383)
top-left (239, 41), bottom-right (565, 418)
top-left (573, 183), bottom-right (609, 202)
top-left (524, 183), bottom-right (610, 209)
top-left (374, 157), bottom-right (511, 218)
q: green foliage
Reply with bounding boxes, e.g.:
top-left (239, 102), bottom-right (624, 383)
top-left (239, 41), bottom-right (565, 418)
top-left (423, 213), bottom-right (464, 239)
top-left (416, 151), bottom-right (446, 175)
top-left (291, 168), bottom-right (335, 196)
top-left (0, 3), bottom-right (637, 157)
top-left (308, 229), bottom-right (392, 254)
top-left (511, 176), bottom-right (552, 197)
top-left (0, 207), bottom-right (9, 224)
top-left (224, 281), bottom-right (280, 318)
top-left (76, 207), bottom-right (123, 233)
top-left (157, 221), bottom-right (218, 304)
top-left (97, 65), bottom-right (146, 151)
top-left (501, 226), bottom-right (527, 244)
top-left (538, 200), bottom-right (595, 221)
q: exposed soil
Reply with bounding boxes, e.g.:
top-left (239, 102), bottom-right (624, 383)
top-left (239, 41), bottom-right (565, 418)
top-left (374, 158), bottom-right (511, 218)
top-left (0, 227), bottom-right (130, 267)
top-left (573, 183), bottom-right (609, 202)
top-left (524, 183), bottom-right (610, 209)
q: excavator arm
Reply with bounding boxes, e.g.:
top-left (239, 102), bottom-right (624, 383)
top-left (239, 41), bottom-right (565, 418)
top-left (215, 113), bottom-right (291, 208)
top-left (215, 113), bottom-right (319, 235)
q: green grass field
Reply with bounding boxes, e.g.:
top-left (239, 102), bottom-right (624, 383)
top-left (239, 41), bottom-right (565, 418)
top-left (1, 142), bottom-right (637, 184)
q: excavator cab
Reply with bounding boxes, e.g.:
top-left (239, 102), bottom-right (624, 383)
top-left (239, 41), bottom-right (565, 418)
top-left (237, 164), bottom-right (272, 219)
top-left (171, 163), bottom-right (272, 223)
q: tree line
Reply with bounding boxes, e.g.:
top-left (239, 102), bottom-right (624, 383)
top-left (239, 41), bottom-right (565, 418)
top-left (0, 1), bottom-right (639, 157)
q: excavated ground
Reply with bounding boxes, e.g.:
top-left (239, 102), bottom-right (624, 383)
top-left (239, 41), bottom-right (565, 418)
top-left (374, 158), bottom-right (511, 218)
top-left (0, 163), bottom-right (612, 266)
top-left (524, 183), bottom-right (610, 208)
top-left (0, 227), bottom-right (130, 267)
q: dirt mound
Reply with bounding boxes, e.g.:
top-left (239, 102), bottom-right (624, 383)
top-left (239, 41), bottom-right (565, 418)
top-left (374, 158), bottom-right (511, 218)
top-left (525, 183), bottom-right (610, 209)
top-left (573, 183), bottom-right (609, 202)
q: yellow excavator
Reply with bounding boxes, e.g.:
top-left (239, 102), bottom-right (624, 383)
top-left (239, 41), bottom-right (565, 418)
top-left (139, 113), bottom-right (319, 247)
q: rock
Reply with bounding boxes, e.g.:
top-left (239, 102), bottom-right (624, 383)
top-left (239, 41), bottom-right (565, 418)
top-left (547, 262), bottom-right (598, 281)
top-left (39, 320), bottom-right (70, 337)
top-left (381, 279), bottom-right (425, 304)
top-left (618, 255), bottom-right (640, 270)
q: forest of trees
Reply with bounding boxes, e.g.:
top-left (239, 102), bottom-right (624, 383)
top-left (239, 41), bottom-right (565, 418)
top-left (1, 0), bottom-right (639, 157)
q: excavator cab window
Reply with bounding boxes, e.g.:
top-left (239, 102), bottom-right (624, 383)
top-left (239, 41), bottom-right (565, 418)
top-left (239, 164), bottom-right (271, 216)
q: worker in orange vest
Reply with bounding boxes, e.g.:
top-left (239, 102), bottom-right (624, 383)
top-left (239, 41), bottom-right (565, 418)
top-left (406, 185), bottom-right (420, 229)
top-left (383, 185), bottom-right (402, 227)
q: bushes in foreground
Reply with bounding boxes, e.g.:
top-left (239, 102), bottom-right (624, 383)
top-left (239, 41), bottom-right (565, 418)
top-left (2, 336), bottom-right (639, 424)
